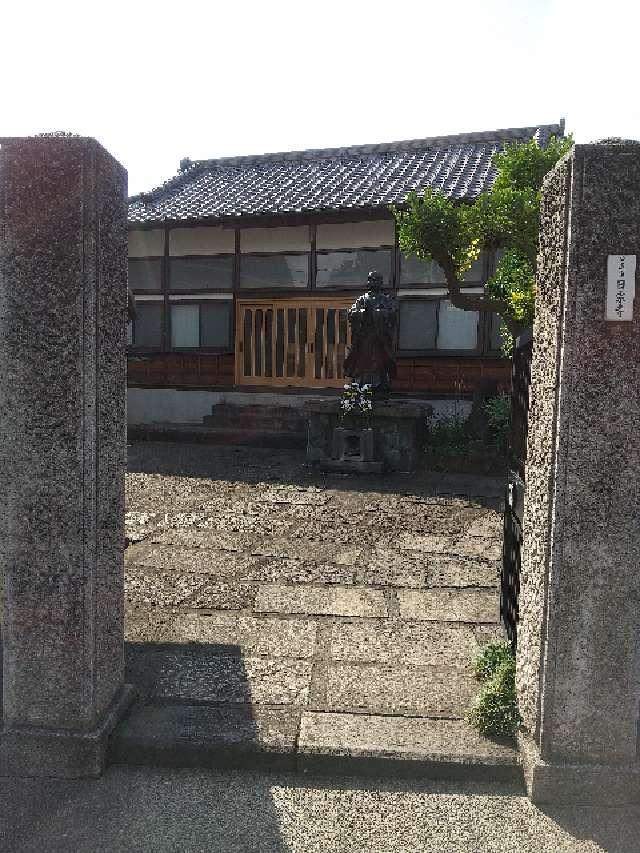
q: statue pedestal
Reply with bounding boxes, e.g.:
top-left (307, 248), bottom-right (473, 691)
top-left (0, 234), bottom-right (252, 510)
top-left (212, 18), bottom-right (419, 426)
top-left (305, 400), bottom-right (432, 473)
top-left (323, 427), bottom-right (383, 474)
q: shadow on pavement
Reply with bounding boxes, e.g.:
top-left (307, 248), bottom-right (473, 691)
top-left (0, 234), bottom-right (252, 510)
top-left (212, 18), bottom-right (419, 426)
top-left (1, 639), bottom-right (293, 853)
top-left (127, 441), bottom-right (505, 506)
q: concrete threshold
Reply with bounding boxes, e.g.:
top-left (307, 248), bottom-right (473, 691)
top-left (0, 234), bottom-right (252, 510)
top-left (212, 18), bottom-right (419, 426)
top-left (109, 702), bottom-right (523, 788)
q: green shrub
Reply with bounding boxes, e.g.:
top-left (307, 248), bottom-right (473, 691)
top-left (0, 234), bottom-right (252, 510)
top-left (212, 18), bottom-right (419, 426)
top-left (484, 395), bottom-right (511, 450)
top-left (468, 641), bottom-right (521, 738)
top-left (425, 413), bottom-right (469, 454)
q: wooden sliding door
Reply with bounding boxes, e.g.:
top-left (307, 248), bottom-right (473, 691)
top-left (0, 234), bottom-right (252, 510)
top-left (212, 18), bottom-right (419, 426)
top-left (236, 298), bottom-right (353, 388)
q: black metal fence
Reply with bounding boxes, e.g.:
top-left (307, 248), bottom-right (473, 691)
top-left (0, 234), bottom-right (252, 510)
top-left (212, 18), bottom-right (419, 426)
top-left (501, 328), bottom-right (533, 651)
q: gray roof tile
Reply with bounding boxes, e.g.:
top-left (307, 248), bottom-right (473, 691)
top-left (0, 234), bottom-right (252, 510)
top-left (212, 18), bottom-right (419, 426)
top-left (128, 122), bottom-right (565, 225)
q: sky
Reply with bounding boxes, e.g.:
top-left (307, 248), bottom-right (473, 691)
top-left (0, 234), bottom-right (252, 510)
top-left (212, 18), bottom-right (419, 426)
top-left (2, 0), bottom-right (639, 195)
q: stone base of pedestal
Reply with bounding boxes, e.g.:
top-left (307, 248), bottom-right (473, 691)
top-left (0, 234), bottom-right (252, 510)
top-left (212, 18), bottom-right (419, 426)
top-left (306, 400), bottom-right (431, 472)
top-left (0, 683), bottom-right (136, 779)
top-left (519, 734), bottom-right (640, 806)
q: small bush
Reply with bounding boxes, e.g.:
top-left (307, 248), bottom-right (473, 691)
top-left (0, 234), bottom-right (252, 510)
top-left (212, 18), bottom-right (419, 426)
top-left (424, 413), bottom-right (469, 454)
top-left (484, 394), bottom-right (511, 450)
top-left (468, 641), bottom-right (521, 738)
top-left (472, 640), bottom-right (512, 681)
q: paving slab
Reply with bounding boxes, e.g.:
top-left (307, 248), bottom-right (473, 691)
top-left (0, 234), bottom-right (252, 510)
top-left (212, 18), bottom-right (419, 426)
top-left (427, 554), bottom-right (500, 587)
top-left (131, 543), bottom-right (256, 574)
top-left (396, 533), bottom-right (458, 553)
top-left (125, 568), bottom-right (207, 607)
top-left (354, 548), bottom-right (428, 587)
top-left (182, 580), bottom-right (256, 610)
top-left (327, 619), bottom-right (479, 667)
top-left (452, 536), bottom-right (502, 561)
top-left (397, 588), bottom-right (499, 622)
top-left (250, 540), bottom-right (364, 564)
top-left (298, 712), bottom-right (521, 781)
top-left (126, 645), bottom-right (312, 706)
top-left (255, 584), bottom-right (388, 617)
top-left (163, 612), bottom-right (318, 659)
top-left (111, 703), bottom-right (300, 770)
top-left (246, 556), bottom-right (356, 585)
top-left (325, 663), bottom-right (477, 716)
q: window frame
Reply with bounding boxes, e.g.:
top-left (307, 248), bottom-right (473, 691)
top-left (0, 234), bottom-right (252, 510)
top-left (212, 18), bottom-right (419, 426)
top-left (397, 295), bottom-right (482, 357)
top-left (168, 253), bottom-right (235, 294)
top-left (168, 298), bottom-right (234, 353)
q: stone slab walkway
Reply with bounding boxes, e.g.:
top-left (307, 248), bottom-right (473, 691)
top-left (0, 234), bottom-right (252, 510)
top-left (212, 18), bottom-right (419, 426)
top-left (118, 442), bottom-right (516, 780)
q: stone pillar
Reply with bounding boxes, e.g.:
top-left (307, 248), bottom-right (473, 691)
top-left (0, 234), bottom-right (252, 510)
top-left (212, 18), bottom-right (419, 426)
top-left (0, 136), bottom-right (134, 778)
top-left (518, 140), bottom-right (640, 805)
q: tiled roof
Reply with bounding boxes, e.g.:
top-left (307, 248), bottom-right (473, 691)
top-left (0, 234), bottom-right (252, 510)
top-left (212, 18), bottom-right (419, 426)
top-left (128, 121), bottom-right (565, 225)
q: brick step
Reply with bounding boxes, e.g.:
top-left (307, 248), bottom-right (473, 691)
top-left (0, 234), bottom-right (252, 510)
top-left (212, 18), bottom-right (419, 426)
top-left (110, 701), bottom-right (523, 786)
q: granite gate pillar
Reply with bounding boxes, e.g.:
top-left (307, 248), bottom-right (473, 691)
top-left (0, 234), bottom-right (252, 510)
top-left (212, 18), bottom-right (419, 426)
top-left (517, 140), bottom-right (640, 804)
top-left (0, 136), bottom-right (134, 778)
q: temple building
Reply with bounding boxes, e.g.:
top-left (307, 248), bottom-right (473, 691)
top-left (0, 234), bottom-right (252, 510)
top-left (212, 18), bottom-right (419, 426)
top-left (126, 121), bottom-right (564, 429)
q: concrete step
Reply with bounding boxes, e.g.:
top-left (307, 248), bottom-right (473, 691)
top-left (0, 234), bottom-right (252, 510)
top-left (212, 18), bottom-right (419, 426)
top-left (110, 702), bottom-right (523, 786)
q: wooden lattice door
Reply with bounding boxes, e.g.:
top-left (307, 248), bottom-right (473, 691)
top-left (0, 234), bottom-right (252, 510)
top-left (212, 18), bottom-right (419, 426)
top-left (236, 298), bottom-right (352, 388)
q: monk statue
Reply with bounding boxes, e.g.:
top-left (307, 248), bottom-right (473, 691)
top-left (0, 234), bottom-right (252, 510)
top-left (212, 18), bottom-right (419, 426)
top-left (344, 270), bottom-right (398, 397)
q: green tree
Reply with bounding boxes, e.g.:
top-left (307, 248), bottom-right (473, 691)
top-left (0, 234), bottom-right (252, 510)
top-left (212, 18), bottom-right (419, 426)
top-left (393, 134), bottom-right (573, 352)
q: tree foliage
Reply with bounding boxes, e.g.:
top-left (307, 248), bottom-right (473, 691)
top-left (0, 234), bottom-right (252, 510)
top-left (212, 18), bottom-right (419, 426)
top-left (393, 134), bottom-right (573, 351)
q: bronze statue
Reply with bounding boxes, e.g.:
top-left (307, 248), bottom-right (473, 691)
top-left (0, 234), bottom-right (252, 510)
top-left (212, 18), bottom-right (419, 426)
top-left (344, 271), bottom-right (398, 397)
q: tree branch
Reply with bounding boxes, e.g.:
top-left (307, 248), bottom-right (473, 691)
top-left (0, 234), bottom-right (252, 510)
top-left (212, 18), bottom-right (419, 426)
top-left (439, 257), bottom-right (525, 338)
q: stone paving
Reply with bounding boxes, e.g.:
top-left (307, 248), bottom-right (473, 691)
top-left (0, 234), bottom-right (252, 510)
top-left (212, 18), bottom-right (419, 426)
top-left (120, 442), bottom-right (514, 775)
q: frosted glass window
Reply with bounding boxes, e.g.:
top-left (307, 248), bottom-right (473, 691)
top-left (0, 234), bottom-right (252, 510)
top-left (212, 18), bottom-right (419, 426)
top-left (399, 300), bottom-right (438, 350)
top-left (316, 249), bottom-right (392, 288)
top-left (241, 226), bottom-right (310, 253)
top-left (400, 251), bottom-right (486, 285)
top-left (170, 256), bottom-right (233, 291)
top-left (201, 303), bottom-right (232, 348)
top-left (240, 254), bottom-right (308, 289)
top-left (128, 229), bottom-right (164, 258)
top-left (316, 220), bottom-right (395, 250)
top-left (133, 302), bottom-right (162, 348)
top-left (171, 304), bottom-right (199, 348)
top-left (129, 258), bottom-right (162, 291)
top-left (169, 226), bottom-right (235, 256)
top-left (438, 301), bottom-right (478, 350)
top-left (400, 254), bottom-right (446, 285)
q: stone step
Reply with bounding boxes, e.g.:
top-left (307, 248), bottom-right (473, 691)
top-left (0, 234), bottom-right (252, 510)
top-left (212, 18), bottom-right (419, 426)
top-left (127, 423), bottom-right (306, 449)
top-left (110, 702), bottom-right (523, 785)
top-left (203, 403), bottom-right (308, 433)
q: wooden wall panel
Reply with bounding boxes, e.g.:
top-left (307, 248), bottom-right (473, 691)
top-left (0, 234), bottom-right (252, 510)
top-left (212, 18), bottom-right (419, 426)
top-left (128, 352), bottom-right (509, 395)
